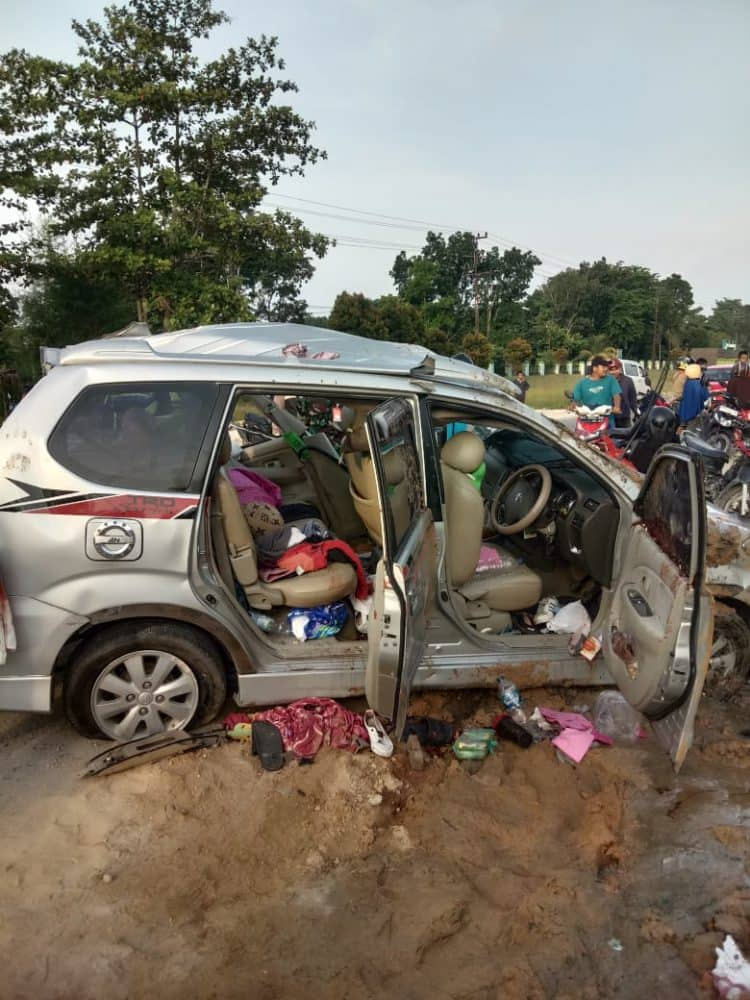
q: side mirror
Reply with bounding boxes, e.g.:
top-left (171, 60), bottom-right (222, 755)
top-left (564, 390), bottom-right (573, 401)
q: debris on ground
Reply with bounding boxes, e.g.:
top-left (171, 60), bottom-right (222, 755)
top-left (712, 934), bottom-right (750, 999)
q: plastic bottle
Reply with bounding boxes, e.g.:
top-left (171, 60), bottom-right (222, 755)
top-left (249, 611), bottom-right (292, 635)
top-left (497, 677), bottom-right (522, 711)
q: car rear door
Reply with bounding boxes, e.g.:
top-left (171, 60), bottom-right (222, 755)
top-left (364, 397), bottom-right (436, 738)
top-left (603, 446), bottom-right (712, 770)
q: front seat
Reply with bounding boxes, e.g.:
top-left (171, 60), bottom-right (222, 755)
top-left (213, 437), bottom-right (357, 611)
top-left (343, 413), bottom-right (410, 546)
top-left (441, 432), bottom-right (543, 617)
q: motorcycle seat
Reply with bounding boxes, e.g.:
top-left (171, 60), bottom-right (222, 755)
top-left (681, 430), bottom-right (728, 463)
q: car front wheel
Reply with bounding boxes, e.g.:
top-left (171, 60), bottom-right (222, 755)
top-left (707, 613), bottom-right (750, 697)
top-left (64, 621), bottom-right (227, 740)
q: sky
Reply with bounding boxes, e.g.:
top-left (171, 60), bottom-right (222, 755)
top-left (1, 0), bottom-right (748, 314)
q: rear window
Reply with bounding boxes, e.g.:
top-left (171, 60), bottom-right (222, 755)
top-left (49, 382), bottom-right (220, 492)
top-left (707, 367), bottom-right (731, 384)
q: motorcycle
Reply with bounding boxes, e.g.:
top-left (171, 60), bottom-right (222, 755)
top-left (571, 404), bottom-right (619, 456)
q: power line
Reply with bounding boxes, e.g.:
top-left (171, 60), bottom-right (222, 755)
top-left (268, 191), bottom-right (577, 269)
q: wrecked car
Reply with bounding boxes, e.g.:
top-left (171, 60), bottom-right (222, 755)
top-left (0, 324), bottom-right (717, 768)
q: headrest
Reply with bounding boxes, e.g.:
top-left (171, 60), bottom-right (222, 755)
top-left (441, 431), bottom-right (485, 473)
top-left (218, 434), bottom-right (232, 466)
top-left (383, 449), bottom-right (406, 486)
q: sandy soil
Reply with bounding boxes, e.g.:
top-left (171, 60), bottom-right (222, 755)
top-left (0, 687), bottom-right (748, 1000)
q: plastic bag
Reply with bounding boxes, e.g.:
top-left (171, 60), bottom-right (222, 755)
top-left (288, 602), bottom-right (349, 641)
top-left (592, 690), bottom-right (643, 743)
top-left (546, 600), bottom-right (591, 635)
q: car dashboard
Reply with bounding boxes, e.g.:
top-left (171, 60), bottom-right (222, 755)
top-left (483, 430), bottom-right (620, 587)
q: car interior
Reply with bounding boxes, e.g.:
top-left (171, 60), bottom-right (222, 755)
top-left (207, 391), bottom-right (622, 646)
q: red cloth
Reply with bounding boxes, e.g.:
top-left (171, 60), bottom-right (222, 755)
top-left (251, 698), bottom-right (369, 757)
top-left (276, 540), bottom-right (370, 600)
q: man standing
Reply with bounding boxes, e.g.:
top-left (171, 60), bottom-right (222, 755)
top-left (731, 349), bottom-right (750, 378)
top-left (514, 370), bottom-right (530, 403)
top-left (608, 359), bottom-right (638, 427)
top-left (570, 356), bottom-right (622, 423)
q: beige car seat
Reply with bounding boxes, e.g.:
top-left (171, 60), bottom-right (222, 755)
top-left (213, 437), bottom-right (357, 611)
top-left (441, 432), bottom-right (543, 618)
top-left (343, 416), bottom-right (411, 546)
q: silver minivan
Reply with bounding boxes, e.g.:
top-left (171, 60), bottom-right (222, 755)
top-left (0, 324), bottom-right (713, 768)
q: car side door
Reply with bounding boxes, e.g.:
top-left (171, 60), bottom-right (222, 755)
top-left (603, 446), bottom-right (712, 770)
top-left (364, 397), bottom-right (437, 738)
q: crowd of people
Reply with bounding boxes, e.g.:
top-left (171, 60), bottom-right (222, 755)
top-left (564, 349), bottom-right (750, 432)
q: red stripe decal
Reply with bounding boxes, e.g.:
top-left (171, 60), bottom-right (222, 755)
top-left (27, 495), bottom-right (199, 519)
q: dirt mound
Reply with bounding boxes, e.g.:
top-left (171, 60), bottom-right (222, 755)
top-left (1, 689), bottom-right (748, 998)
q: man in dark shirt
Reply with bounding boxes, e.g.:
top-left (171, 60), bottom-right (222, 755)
top-left (514, 370), bottom-right (530, 403)
top-left (731, 350), bottom-right (750, 378)
top-left (608, 359), bottom-right (637, 427)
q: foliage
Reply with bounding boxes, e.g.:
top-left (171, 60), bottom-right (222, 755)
top-left (0, 0), bottom-right (329, 329)
top-left (504, 337), bottom-right (533, 370)
top-left (328, 292), bottom-right (389, 341)
top-left (527, 259), bottom-right (702, 359)
top-left (708, 299), bottom-right (750, 347)
top-left (460, 332), bottom-right (492, 369)
top-left (390, 232), bottom-right (539, 342)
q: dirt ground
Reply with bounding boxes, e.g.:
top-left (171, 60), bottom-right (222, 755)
top-left (1, 686), bottom-right (748, 1000)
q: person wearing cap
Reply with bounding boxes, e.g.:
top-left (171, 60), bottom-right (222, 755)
top-left (678, 364), bottom-right (709, 426)
top-left (608, 359), bottom-right (638, 428)
top-left (668, 359), bottom-right (690, 406)
top-left (570, 355), bottom-right (622, 424)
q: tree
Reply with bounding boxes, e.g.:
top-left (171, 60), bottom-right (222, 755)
top-left (0, 0), bottom-right (329, 329)
top-left (460, 332), bottom-right (492, 368)
top-left (708, 298), bottom-right (750, 347)
top-left (390, 233), bottom-right (540, 343)
top-left (504, 337), bottom-right (533, 370)
top-left (328, 292), bottom-right (389, 341)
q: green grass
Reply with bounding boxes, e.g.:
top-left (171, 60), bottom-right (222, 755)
top-left (525, 373), bottom-right (579, 409)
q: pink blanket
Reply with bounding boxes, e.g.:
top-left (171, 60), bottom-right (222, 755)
top-left (251, 698), bottom-right (369, 757)
top-left (228, 467), bottom-right (282, 508)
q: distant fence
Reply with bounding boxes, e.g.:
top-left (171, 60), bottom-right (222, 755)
top-left (499, 359), bottom-right (668, 377)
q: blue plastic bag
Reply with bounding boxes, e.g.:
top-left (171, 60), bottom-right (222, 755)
top-left (288, 602), bottom-right (349, 641)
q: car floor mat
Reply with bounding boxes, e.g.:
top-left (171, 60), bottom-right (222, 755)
top-left (84, 727), bottom-right (226, 777)
top-left (251, 719), bottom-right (285, 771)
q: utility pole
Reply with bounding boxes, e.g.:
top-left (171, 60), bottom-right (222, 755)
top-left (471, 232), bottom-right (488, 334)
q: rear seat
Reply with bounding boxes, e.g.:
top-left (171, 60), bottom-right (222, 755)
top-left (213, 437), bottom-right (358, 611)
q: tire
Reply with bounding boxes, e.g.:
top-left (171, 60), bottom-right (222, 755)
top-left (64, 621), bottom-right (227, 740)
top-left (707, 613), bottom-right (750, 698)
top-left (716, 483), bottom-right (750, 520)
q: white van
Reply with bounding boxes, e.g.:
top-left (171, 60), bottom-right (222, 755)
top-left (620, 359), bottom-right (650, 399)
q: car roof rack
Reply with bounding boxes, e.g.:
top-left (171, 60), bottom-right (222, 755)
top-left (44, 322), bottom-right (520, 397)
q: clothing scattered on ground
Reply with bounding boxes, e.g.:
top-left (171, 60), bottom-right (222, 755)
top-left (238, 698), bottom-right (370, 757)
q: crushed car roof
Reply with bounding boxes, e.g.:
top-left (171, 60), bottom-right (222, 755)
top-left (43, 322), bottom-right (521, 397)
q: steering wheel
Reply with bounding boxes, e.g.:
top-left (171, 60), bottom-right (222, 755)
top-left (490, 464), bottom-right (553, 536)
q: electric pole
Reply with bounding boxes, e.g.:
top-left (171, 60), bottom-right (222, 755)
top-left (471, 232), bottom-right (488, 334)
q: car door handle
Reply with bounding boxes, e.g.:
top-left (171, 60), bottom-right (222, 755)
top-left (627, 588), bottom-right (653, 618)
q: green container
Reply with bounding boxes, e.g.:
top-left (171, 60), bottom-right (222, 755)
top-left (453, 728), bottom-right (497, 760)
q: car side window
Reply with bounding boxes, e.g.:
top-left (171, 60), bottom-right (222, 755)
top-left (49, 382), bottom-right (220, 492)
top-left (634, 455), bottom-right (692, 576)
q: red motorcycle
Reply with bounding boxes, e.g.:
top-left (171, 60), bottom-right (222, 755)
top-left (571, 404), bottom-right (621, 459)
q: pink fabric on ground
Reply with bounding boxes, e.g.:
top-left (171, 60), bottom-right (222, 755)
top-left (540, 706), bottom-right (613, 748)
top-left (251, 698), bottom-right (369, 757)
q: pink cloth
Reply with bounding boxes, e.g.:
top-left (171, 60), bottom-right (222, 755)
top-left (540, 706), bottom-right (613, 764)
top-left (228, 467), bottom-right (282, 508)
top-left (251, 698), bottom-right (369, 757)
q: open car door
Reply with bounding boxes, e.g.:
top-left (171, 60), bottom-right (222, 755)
top-left (603, 446), bottom-right (713, 771)
top-left (365, 397), bottom-right (436, 738)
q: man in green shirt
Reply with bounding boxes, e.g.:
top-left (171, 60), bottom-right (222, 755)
top-left (570, 356), bottom-right (622, 423)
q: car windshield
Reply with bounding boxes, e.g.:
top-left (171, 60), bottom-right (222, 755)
top-left (707, 367), bottom-right (730, 383)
